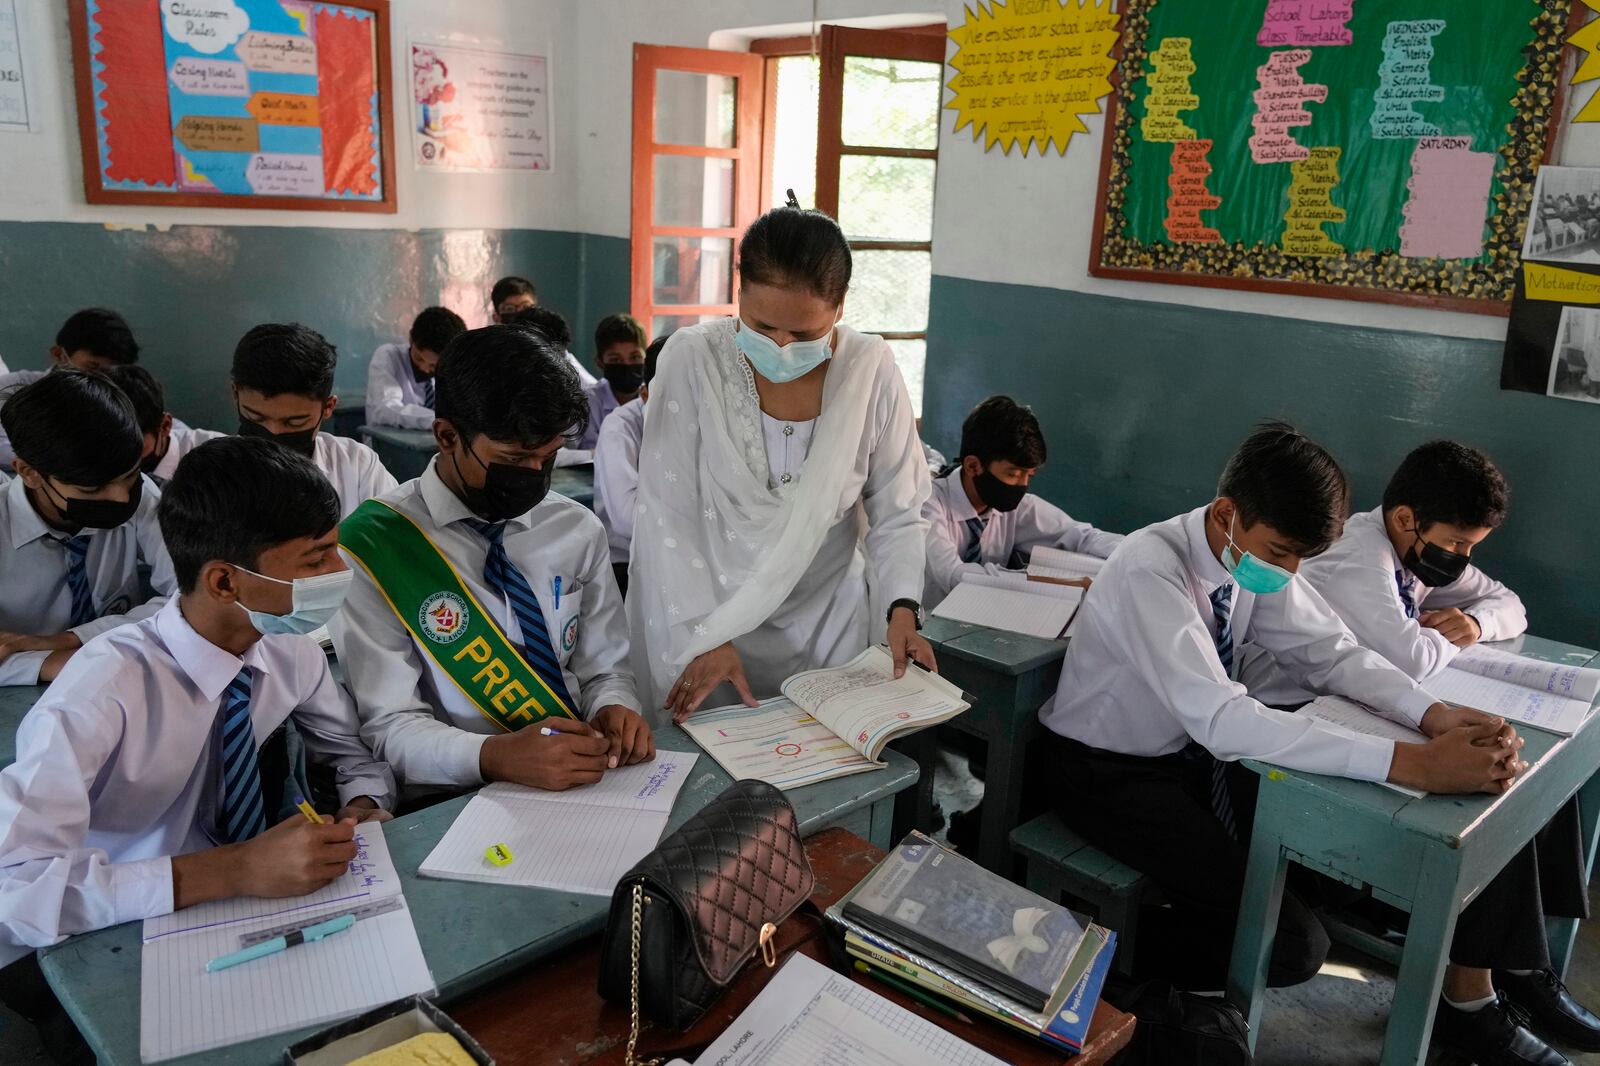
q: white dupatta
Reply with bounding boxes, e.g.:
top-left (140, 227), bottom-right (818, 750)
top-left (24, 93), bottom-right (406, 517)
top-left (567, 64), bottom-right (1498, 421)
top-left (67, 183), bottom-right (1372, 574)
top-left (627, 318), bottom-right (882, 709)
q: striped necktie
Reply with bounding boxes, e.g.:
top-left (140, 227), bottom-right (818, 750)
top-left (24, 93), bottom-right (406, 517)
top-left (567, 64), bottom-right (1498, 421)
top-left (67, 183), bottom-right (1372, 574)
top-left (218, 668), bottom-right (267, 844)
top-left (960, 516), bottom-right (987, 564)
top-left (1396, 570), bottom-right (1418, 620)
top-left (422, 378), bottom-right (435, 408)
top-left (58, 535), bottom-right (96, 628)
top-left (1206, 583), bottom-right (1239, 838)
top-left (464, 519), bottom-right (576, 715)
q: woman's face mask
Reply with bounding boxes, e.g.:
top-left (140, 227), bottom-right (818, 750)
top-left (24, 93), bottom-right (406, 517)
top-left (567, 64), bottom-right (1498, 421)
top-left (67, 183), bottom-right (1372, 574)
top-left (734, 321), bottom-right (833, 384)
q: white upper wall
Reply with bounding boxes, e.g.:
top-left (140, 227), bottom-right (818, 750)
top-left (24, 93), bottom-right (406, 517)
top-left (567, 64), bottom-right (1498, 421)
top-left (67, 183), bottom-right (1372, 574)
top-left (0, 0), bottom-right (578, 231)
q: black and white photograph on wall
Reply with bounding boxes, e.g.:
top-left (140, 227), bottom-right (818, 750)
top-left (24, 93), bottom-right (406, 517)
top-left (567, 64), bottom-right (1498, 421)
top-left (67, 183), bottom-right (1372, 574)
top-left (1547, 306), bottom-right (1600, 404)
top-left (1523, 165), bottom-right (1600, 265)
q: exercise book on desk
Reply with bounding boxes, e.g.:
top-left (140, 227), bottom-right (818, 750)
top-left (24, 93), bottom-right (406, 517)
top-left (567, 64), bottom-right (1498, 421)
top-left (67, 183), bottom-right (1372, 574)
top-left (1025, 546), bottom-right (1105, 583)
top-left (681, 646), bottom-right (970, 789)
top-left (138, 823), bottom-right (434, 1063)
top-left (932, 572), bottom-right (1084, 640)
top-left (418, 750), bottom-right (697, 895)
top-left (1300, 695), bottom-right (1427, 798)
top-left (1425, 644), bottom-right (1600, 735)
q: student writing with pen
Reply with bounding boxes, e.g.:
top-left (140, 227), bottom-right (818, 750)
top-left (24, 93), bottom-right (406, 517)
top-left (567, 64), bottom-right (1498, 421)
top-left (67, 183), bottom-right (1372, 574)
top-left (332, 324), bottom-right (653, 809)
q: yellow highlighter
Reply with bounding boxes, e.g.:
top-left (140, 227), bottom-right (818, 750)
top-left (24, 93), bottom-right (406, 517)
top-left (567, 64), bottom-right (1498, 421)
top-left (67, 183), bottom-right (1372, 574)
top-left (293, 795), bottom-right (321, 825)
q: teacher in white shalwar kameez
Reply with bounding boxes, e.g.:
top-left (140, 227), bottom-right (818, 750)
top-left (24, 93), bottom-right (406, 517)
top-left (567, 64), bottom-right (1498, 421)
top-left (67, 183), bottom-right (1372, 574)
top-left (629, 200), bottom-right (936, 724)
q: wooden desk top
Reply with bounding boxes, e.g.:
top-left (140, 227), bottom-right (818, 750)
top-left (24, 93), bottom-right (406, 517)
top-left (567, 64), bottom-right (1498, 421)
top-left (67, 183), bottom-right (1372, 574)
top-left (450, 827), bottom-right (1136, 1066)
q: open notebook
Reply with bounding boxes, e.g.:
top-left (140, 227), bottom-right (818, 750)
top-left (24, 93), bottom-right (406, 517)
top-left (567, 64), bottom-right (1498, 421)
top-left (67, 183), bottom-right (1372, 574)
top-left (1425, 645), bottom-right (1600, 735)
top-left (682, 646), bottom-right (970, 790)
top-left (1299, 695), bottom-right (1427, 797)
top-left (932, 571), bottom-right (1085, 640)
top-left (1025, 546), bottom-right (1106, 583)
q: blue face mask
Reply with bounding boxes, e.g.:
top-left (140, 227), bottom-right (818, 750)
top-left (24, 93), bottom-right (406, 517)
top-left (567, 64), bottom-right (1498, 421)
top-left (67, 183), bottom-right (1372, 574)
top-left (1220, 514), bottom-right (1294, 596)
top-left (734, 320), bottom-right (833, 384)
top-left (236, 565), bottom-right (354, 636)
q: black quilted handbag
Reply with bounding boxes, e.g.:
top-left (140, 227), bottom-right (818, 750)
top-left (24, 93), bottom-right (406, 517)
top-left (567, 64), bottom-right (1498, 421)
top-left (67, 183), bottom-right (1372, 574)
top-left (597, 779), bottom-right (815, 1064)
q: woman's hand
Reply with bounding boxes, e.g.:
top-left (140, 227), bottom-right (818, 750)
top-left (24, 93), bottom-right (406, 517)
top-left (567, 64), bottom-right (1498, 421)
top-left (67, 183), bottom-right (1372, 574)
top-left (667, 642), bottom-right (758, 723)
top-left (887, 608), bottom-right (937, 678)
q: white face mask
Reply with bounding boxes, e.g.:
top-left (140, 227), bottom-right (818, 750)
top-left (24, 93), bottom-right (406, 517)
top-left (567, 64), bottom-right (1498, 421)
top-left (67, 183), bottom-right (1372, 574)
top-left (235, 566), bottom-right (353, 637)
top-left (734, 320), bottom-right (834, 383)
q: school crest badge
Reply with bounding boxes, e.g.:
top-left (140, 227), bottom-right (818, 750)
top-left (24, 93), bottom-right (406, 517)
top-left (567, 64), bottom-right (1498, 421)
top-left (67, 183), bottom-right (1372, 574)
top-left (419, 592), bottom-right (469, 644)
top-left (562, 614), bottom-right (579, 652)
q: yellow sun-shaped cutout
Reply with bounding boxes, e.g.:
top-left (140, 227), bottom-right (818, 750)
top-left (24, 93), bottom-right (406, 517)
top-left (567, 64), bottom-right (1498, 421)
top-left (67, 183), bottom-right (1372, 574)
top-left (946, 0), bottom-right (1121, 157)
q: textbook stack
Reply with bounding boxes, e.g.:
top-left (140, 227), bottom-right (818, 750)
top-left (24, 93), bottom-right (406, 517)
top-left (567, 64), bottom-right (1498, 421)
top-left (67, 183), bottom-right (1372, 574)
top-left (827, 832), bottom-right (1117, 1055)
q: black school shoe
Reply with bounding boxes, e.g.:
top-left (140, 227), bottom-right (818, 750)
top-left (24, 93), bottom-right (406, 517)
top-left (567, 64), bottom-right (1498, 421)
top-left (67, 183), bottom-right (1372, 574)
top-left (1495, 969), bottom-right (1600, 1052)
top-left (1432, 994), bottom-right (1570, 1066)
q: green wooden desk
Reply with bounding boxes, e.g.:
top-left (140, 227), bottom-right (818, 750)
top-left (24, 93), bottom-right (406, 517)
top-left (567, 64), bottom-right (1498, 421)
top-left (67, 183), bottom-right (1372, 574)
top-left (356, 424), bottom-right (596, 508)
top-left (329, 391), bottom-right (365, 439)
top-left (37, 726), bottom-right (917, 1066)
top-left (904, 616), bottom-right (1068, 872)
top-left (1227, 634), bottom-right (1600, 1066)
top-left (0, 683), bottom-right (45, 770)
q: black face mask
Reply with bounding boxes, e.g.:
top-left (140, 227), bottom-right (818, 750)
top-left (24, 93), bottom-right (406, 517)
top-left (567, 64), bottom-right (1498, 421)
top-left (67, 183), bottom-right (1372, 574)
top-left (603, 363), bottom-right (646, 395)
top-left (139, 438), bottom-right (169, 475)
top-left (453, 444), bottom-right (552, 522)
top-left (973, 468), bottom-right (1028, 513)
top-left (43, 475), bottom-right (143, 530)
top-left (237, 411), bottom-right (319, 458)
top-left (1403, 532), bottom-right (1471, 588)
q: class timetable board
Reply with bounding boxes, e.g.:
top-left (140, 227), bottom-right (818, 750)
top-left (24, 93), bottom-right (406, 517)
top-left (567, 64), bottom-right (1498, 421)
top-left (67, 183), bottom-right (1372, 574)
top-left (1089, 0), bottom-right (1577, 313)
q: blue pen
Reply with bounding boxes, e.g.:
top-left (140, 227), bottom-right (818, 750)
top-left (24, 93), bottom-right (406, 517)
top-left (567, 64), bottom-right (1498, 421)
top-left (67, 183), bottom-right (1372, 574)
top-left (205, 913), bottom-right (356, 973)
top-left (553, 576), bottom-right (562, 610)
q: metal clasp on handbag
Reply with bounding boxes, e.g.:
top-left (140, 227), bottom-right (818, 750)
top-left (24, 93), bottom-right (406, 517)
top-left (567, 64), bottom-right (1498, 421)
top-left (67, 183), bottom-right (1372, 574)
top-left (759, 922), bottom-right (777, 967)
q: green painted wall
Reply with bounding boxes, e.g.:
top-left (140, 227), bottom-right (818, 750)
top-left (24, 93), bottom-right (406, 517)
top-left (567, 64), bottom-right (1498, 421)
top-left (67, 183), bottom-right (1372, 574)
top-left (923, 274), bottom-right (1600, 649)
top-left (0, 221), bottom-right (594, 431)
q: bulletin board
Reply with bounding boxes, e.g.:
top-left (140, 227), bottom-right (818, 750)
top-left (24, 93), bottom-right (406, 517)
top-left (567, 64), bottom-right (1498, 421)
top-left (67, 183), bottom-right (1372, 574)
top-left (1089, 0), bottom-right (1580, 315)
top-left (67, 0), bottom-right (396, 212)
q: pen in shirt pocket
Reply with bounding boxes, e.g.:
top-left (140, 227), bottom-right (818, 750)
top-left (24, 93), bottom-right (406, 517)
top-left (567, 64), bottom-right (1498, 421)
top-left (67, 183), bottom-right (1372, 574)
top-left (553, 576), bottom-right (562, 610)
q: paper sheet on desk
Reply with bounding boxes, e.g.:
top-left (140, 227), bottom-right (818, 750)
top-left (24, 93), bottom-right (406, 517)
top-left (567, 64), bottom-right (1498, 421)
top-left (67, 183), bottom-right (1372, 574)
top-left (691, 954), bottom-right (1004, 1066)
top-left (932, 573), bottom-right (1083, 640)
top-left (1426, 668), bottom-right (1594, 736)
top-left (1301, 696), bottom-right (1427, 797)
top-left (138, 823), bottom-right (433, 1063)
top-left (419, 750), bottom-right (698, 894)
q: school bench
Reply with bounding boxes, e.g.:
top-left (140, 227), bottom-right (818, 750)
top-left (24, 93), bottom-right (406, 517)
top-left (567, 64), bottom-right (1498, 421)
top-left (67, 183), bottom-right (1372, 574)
top-left (1010, 813), bottom-right (1150, 977)
top-left (900, 616), bottom-right (1068, 873)
top-left (357, 423), bottom-right (597, 507)
top-left (452, 826), bottom-right (1139, 1065)
top-left (1227, 634), bottom-right (1600, 1066)
top-left (36, 727), bottom-right (919, 1066)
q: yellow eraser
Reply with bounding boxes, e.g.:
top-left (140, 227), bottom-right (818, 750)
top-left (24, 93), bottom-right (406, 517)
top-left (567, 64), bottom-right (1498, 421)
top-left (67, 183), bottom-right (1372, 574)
top-left (1267, 769), bottom-right (1287, 782)
top-left (485, 843), bottom-right (514, 866)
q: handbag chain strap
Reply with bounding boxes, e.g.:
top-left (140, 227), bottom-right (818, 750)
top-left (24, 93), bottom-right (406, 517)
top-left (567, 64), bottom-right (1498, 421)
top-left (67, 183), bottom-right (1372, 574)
top-left (626, 881), bottom-right (661, 1066)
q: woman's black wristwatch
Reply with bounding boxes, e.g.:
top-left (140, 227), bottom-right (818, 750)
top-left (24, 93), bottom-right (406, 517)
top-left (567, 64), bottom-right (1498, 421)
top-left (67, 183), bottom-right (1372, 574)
top-left (887, 598), bottom-right (924, 630)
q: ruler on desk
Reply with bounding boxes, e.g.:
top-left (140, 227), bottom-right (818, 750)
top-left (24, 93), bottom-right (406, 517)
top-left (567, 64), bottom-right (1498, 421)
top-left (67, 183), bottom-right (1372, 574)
top-left (237, 896), bottom-right (405, 947)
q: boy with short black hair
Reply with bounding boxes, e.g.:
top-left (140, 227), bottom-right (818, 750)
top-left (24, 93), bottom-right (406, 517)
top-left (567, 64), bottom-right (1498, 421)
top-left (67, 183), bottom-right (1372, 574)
top-left (1039, 423), bottom-right (1594, 1066)
top-left (489, 275), bottom-right (538, 321)
top-left (225, 323), bottom-right (397, 518)
top-left (0, 370), bottom-right (176, 685)
top-left (577, 313), bottom-right (649, 449)
top-left (0, 308), bottom-right (143, 465)
top-left (504, 303), bottom-right (598, 388)
top-left (922, 396), bottom-right (1123, 607)
top-left (105, 365), bottom-right (210, 487)
top-left (594, 336), bottom-right (666, 594)
top-left (334, 324), bottom-right (651, 803)
top-left (0, 436), bottom-right (393, 969)
top-left (366, 307), bottom-right (467, 430)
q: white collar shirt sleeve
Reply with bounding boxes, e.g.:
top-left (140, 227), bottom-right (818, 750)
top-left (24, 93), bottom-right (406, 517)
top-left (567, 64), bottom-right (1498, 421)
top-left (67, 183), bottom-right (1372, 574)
top-left (365, 343), bottom-right (436, 431)
top-left (594, 399), bottom-right (644, 564)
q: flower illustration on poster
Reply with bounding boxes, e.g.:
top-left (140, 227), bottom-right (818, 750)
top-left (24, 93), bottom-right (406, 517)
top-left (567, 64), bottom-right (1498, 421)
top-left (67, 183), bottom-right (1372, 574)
top-left (410, 41), bottom-right (550, 171)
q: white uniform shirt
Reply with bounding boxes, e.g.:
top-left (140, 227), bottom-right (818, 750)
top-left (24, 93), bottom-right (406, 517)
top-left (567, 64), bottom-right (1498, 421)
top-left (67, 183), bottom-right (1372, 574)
top-left (0, 473), bottom-right (177, 686)
top-left (176, 429), bottom-right (397, 520)
top-left (0, 598), bottom-right (394, 966)
top-left (1239, 507), bottom-right (1528, 700)
top-left (147, 422), bottom-right (208, 485)
top-left (365, 342), bottom-right (435, 431)
top-left (566, 351), bottom-right (597, 387)
top-left (1038, 505), bottom-right (1439, 782)
top-left (577, 377), bottom-right (627, 450)
top-left (921, 470), bottom-right (1125, 607)
top-left (331, 462), bottom-right (639, 791)
top-left (594, 397), bottom-right (645, 564)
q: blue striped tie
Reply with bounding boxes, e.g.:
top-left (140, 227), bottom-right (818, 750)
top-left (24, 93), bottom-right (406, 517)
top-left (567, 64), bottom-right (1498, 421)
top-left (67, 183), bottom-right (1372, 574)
top-left (422, 378), bottom-right (435, 408)
top-left (1396, 570), bottom-right (1418, 620)
top-left (1206, 584), bottom-right (1239, 838)
top-left (960, 516), bottom-right (987, 564)
top-left (58, 535), bottom-right (95, 627)
top-left (464, 519), bottom-right (575, 715)
top-left (218, 668), bottom-right (267, 843)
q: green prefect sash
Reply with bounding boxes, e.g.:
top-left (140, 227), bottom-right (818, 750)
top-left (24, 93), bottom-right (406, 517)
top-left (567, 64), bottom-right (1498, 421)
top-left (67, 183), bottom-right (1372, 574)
top-left (339, 499), bottom-right (578, 732)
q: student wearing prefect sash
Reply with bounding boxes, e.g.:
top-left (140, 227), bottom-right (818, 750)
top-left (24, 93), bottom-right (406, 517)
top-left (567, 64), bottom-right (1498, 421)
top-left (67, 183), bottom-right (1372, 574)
top-left (333, 324), bottom-right (652, 801)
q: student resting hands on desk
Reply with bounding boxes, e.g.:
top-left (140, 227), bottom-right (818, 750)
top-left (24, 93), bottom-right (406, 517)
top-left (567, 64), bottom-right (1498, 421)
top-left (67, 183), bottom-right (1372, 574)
top-left (334, 325), bottom-right (652, 806)
top-left (627, 199), bottom-right (935, 723)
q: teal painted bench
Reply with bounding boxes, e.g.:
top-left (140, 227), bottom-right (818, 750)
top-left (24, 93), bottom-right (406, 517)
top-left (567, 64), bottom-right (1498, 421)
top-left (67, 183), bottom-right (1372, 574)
top-left (1011, 812), bottom-right (1149, 976)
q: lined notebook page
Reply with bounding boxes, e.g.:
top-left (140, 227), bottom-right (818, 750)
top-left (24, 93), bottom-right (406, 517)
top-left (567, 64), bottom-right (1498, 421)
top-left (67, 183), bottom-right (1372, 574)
top-left (419, 751), bottom-right (698, 895)
top-left (1427, 669), bottom-right (1593, 736)
top-left (139, 902), bottom-right (432, 1063)
top-left (1450, 645), bottom-right (1600, 705)
top-left (932, 579), bottom-right (1083, 639)
top-left (1300, 696), bottom-right (1426, 797)
top-left (1026, 546), bottom-right (1105, 582)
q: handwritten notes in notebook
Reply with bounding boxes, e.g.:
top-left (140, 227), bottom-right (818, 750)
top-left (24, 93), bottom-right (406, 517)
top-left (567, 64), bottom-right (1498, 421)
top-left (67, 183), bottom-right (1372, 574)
top-left (139, 824), bottom-right (433, 1062)
top-left (1301, 695), bottom-right (1426, 797)
top-left (1427, 670), bottom-right (1594, 736)
top-left (691, 954), bottom-right (1005, 1066)
top-left (419, 751), bottom-right (698, 895)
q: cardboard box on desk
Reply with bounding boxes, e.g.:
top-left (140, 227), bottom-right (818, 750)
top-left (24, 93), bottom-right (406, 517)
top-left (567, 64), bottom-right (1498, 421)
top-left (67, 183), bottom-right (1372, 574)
top-left (284, 996), bottom-right (493, 1066)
